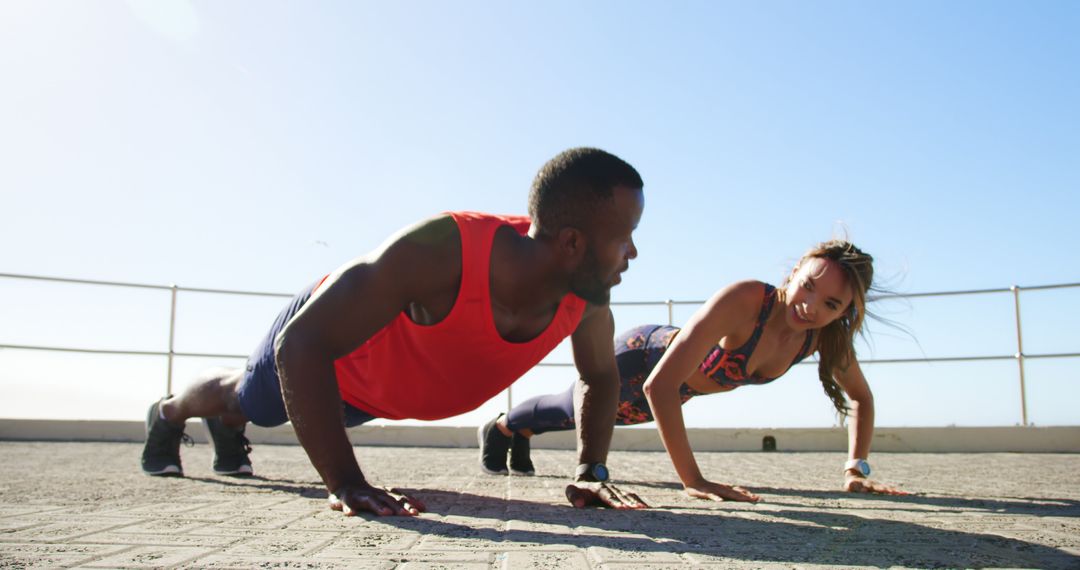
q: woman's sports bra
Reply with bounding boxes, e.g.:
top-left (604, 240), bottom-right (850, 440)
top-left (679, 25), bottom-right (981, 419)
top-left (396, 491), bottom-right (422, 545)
top-left (697, 283), bottom-right (814, 388)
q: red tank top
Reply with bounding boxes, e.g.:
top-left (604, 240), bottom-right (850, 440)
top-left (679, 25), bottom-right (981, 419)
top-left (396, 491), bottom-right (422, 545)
top-left (334, 212), bottom-right (588, 420)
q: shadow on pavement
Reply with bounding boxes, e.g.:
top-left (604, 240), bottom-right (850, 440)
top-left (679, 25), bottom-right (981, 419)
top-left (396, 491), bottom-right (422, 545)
top-left (624, 479), bottom-right (1080, 518)
top-left (753, 485), bottom-right (1080, 517)
top-left (184, 475), bottom-right (326, 498)
top-left (186, 476), bottom-right (1079, 569)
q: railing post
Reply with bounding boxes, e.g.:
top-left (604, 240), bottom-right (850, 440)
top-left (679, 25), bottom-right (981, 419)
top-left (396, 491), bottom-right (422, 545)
top-left (166, 285), bottom-right (178, 397)
top-left (666, 299), bottom-right (674, 326)
top-left (1011, 285), bottom-right (1028, 426)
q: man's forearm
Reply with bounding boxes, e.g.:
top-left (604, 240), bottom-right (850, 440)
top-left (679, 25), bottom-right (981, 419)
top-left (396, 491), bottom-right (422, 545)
top-left (277, 349), bottom-right (366, 491)
top-left (574, 375), bottom-right (618, 465)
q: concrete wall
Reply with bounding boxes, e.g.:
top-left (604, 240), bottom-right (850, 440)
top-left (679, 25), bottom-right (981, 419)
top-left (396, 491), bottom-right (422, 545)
top-left (1, 419), bottom-right (1077, 452)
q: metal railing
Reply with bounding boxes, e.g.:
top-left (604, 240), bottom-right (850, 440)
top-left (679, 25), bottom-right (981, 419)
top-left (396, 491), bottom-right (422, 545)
top-left (1, 272), bottom-right (1077, 426)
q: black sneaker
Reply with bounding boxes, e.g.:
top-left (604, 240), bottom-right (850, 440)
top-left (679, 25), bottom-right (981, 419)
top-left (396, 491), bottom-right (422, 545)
top-left (141, 399), bottom-right (191, 476)
top-left (478, 414), bottom-right (510, 475)
top-left (509, 433), bottom-right (535, 476)
top-left (202, 417), bottom-right (253, 476)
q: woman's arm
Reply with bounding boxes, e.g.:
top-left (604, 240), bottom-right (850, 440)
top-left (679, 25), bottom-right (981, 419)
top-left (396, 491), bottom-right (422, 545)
top-left (834, 360), bottom-right (910, 495)
top-left (643, 281), bottom-right (762, 503)
top-left (835, 359), bottom-right (874, 463)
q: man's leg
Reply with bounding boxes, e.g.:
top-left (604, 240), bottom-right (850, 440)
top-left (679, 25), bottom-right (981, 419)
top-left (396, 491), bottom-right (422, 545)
top-left (159, 366), bottom-right (247, 426)
top-left (170, 367), bottom-right (255, 476)
top-left (142, 367), bottom-right (247, 476)
top-left (142, 280), bottom-right (319, 477)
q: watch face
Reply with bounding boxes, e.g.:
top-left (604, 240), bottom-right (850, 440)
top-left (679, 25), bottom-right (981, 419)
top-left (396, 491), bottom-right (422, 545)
top-left (593, 463), bottom-right (609, 482)
top-left (576, 462), bottom-right (610, 483)
top-left (857, 460), bottom-right (871, 477)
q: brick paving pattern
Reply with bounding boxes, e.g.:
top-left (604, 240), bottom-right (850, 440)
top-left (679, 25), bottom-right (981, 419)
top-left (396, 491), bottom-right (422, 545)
top-left (0, 441), bottom-right (1078, 568)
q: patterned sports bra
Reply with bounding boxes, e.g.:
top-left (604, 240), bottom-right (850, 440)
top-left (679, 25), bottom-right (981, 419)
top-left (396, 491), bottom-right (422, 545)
top-left (697, 283), bottom-right (815, 388)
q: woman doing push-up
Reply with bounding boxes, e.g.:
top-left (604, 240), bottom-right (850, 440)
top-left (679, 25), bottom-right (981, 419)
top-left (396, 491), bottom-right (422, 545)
top-left (478, 240), bottom-right (908, 502)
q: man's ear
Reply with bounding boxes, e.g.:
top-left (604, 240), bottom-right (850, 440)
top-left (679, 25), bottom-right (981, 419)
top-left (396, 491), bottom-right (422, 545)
top-left (556, 226), bottom-right (587, 266)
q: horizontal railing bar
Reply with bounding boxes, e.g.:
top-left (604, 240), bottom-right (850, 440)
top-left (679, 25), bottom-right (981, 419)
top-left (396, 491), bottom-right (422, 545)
top-left (609, 300), bottom-right (709, 308)
top-left (0, 273), bottom-right (173, 291)
top-left (3, 344), bottom-right (1077, 366)
top-left (523, 353), bottom-right (1080, 367)
top-left (1016, 282), bottom-right (1080, 292)
top-left (0, 343), bottom-right (169, 357)
top-left (3, 271), bottom-right (1078, 304)
top-left (0, 344), bottom-right (248, 359)
top-left (174, 351), bottom-right (248, 359)
top-left (620, 282), bottom-right (1080, 305)
top-left (536, 353), bottom-right (1080, 368)
top-left (871, 288), bottom-right (1009, 300)
top-left (870, 282), bottom-right (1080, 300)
top-left (848, 355), bottom-right (1015, 364)
top-left (610, 300), bottom-right (684, 307)
top-left (175, 287), bottom-right (293, 299)
top-left (813, 353), bottom-right (1080, 365)
top-left (0, 273), bottom-right (295, 299)
top-left (1025, 351), bottom-right (1080, 360)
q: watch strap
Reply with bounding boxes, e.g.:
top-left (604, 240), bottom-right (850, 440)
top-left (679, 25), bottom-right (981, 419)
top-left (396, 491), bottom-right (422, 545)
top-left (575, 462), bottom-right (609, 482)
top-left (844, 458), bottom-right (871, 476)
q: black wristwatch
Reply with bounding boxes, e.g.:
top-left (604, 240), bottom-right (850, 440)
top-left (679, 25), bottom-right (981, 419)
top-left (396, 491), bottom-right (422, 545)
top-left (575, 462), bottom-right (609, 483)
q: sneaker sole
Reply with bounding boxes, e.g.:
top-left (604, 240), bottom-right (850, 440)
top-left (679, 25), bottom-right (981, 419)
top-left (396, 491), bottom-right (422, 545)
top-left (142, 465), bottom-right (183, 477)
top-left (477, 424), bottom-right (508, 476)
top-left (509, 468), bottom-right (535, 476)
top-left (213, 465), bottom-right (254, 477)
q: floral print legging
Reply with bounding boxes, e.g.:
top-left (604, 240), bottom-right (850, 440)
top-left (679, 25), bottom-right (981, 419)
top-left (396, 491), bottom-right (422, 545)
top-left (505, 324), bottom-right (702, 435)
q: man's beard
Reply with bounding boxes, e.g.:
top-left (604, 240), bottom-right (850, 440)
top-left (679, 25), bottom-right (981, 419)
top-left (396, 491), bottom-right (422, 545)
top-left (569, 249), bottom-right (612, 305)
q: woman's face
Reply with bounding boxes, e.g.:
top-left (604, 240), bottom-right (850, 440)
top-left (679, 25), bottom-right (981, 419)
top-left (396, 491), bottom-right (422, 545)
top-left (783, 257), bottom-right (854, 330)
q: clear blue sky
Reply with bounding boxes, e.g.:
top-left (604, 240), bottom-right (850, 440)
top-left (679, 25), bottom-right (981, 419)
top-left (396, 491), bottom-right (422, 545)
top-left (1, 1), bottom-right (1077, 428)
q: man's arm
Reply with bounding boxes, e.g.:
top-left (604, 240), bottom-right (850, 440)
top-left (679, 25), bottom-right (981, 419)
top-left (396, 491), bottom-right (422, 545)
top-left (274, 215), bottom-right (461, 516)
top-left (564, 304), bottom-right (648, 509)
top-left (571, 305), bottom-right (619, 466)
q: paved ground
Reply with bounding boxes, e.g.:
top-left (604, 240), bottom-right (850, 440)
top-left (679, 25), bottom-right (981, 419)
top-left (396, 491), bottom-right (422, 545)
top-left (0, 442), bottom-right (1078, 569)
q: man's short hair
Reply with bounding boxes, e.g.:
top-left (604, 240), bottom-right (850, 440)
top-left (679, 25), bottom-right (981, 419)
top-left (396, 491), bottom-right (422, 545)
top-left (528, 147), bottom-right (643, 236)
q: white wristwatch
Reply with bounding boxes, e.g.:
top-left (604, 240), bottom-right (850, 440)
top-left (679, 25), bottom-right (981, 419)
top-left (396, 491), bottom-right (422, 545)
top-left (844, 458), bottom-right (871, 477)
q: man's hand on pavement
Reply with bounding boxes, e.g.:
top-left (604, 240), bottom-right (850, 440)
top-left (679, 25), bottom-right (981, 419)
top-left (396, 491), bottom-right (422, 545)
top-left (565, 481), bottom-right (649, 509)
top-left (329, 484), bottom-right (427, 516)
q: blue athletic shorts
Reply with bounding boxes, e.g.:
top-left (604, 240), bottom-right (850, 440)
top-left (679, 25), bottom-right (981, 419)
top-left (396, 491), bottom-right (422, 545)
top-left (236, 280), bottom-right (377, 428)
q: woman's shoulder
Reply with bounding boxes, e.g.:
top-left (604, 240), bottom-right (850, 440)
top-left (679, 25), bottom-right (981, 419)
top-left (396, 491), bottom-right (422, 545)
top-left (718, 279), bottom-right (772, 304)
top-left (705, 280), bottom-right (772, 323)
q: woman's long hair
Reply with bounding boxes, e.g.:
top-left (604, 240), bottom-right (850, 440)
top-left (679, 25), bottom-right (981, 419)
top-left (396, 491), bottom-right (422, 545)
top-left (779, 240), bottom-right (875, 418)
